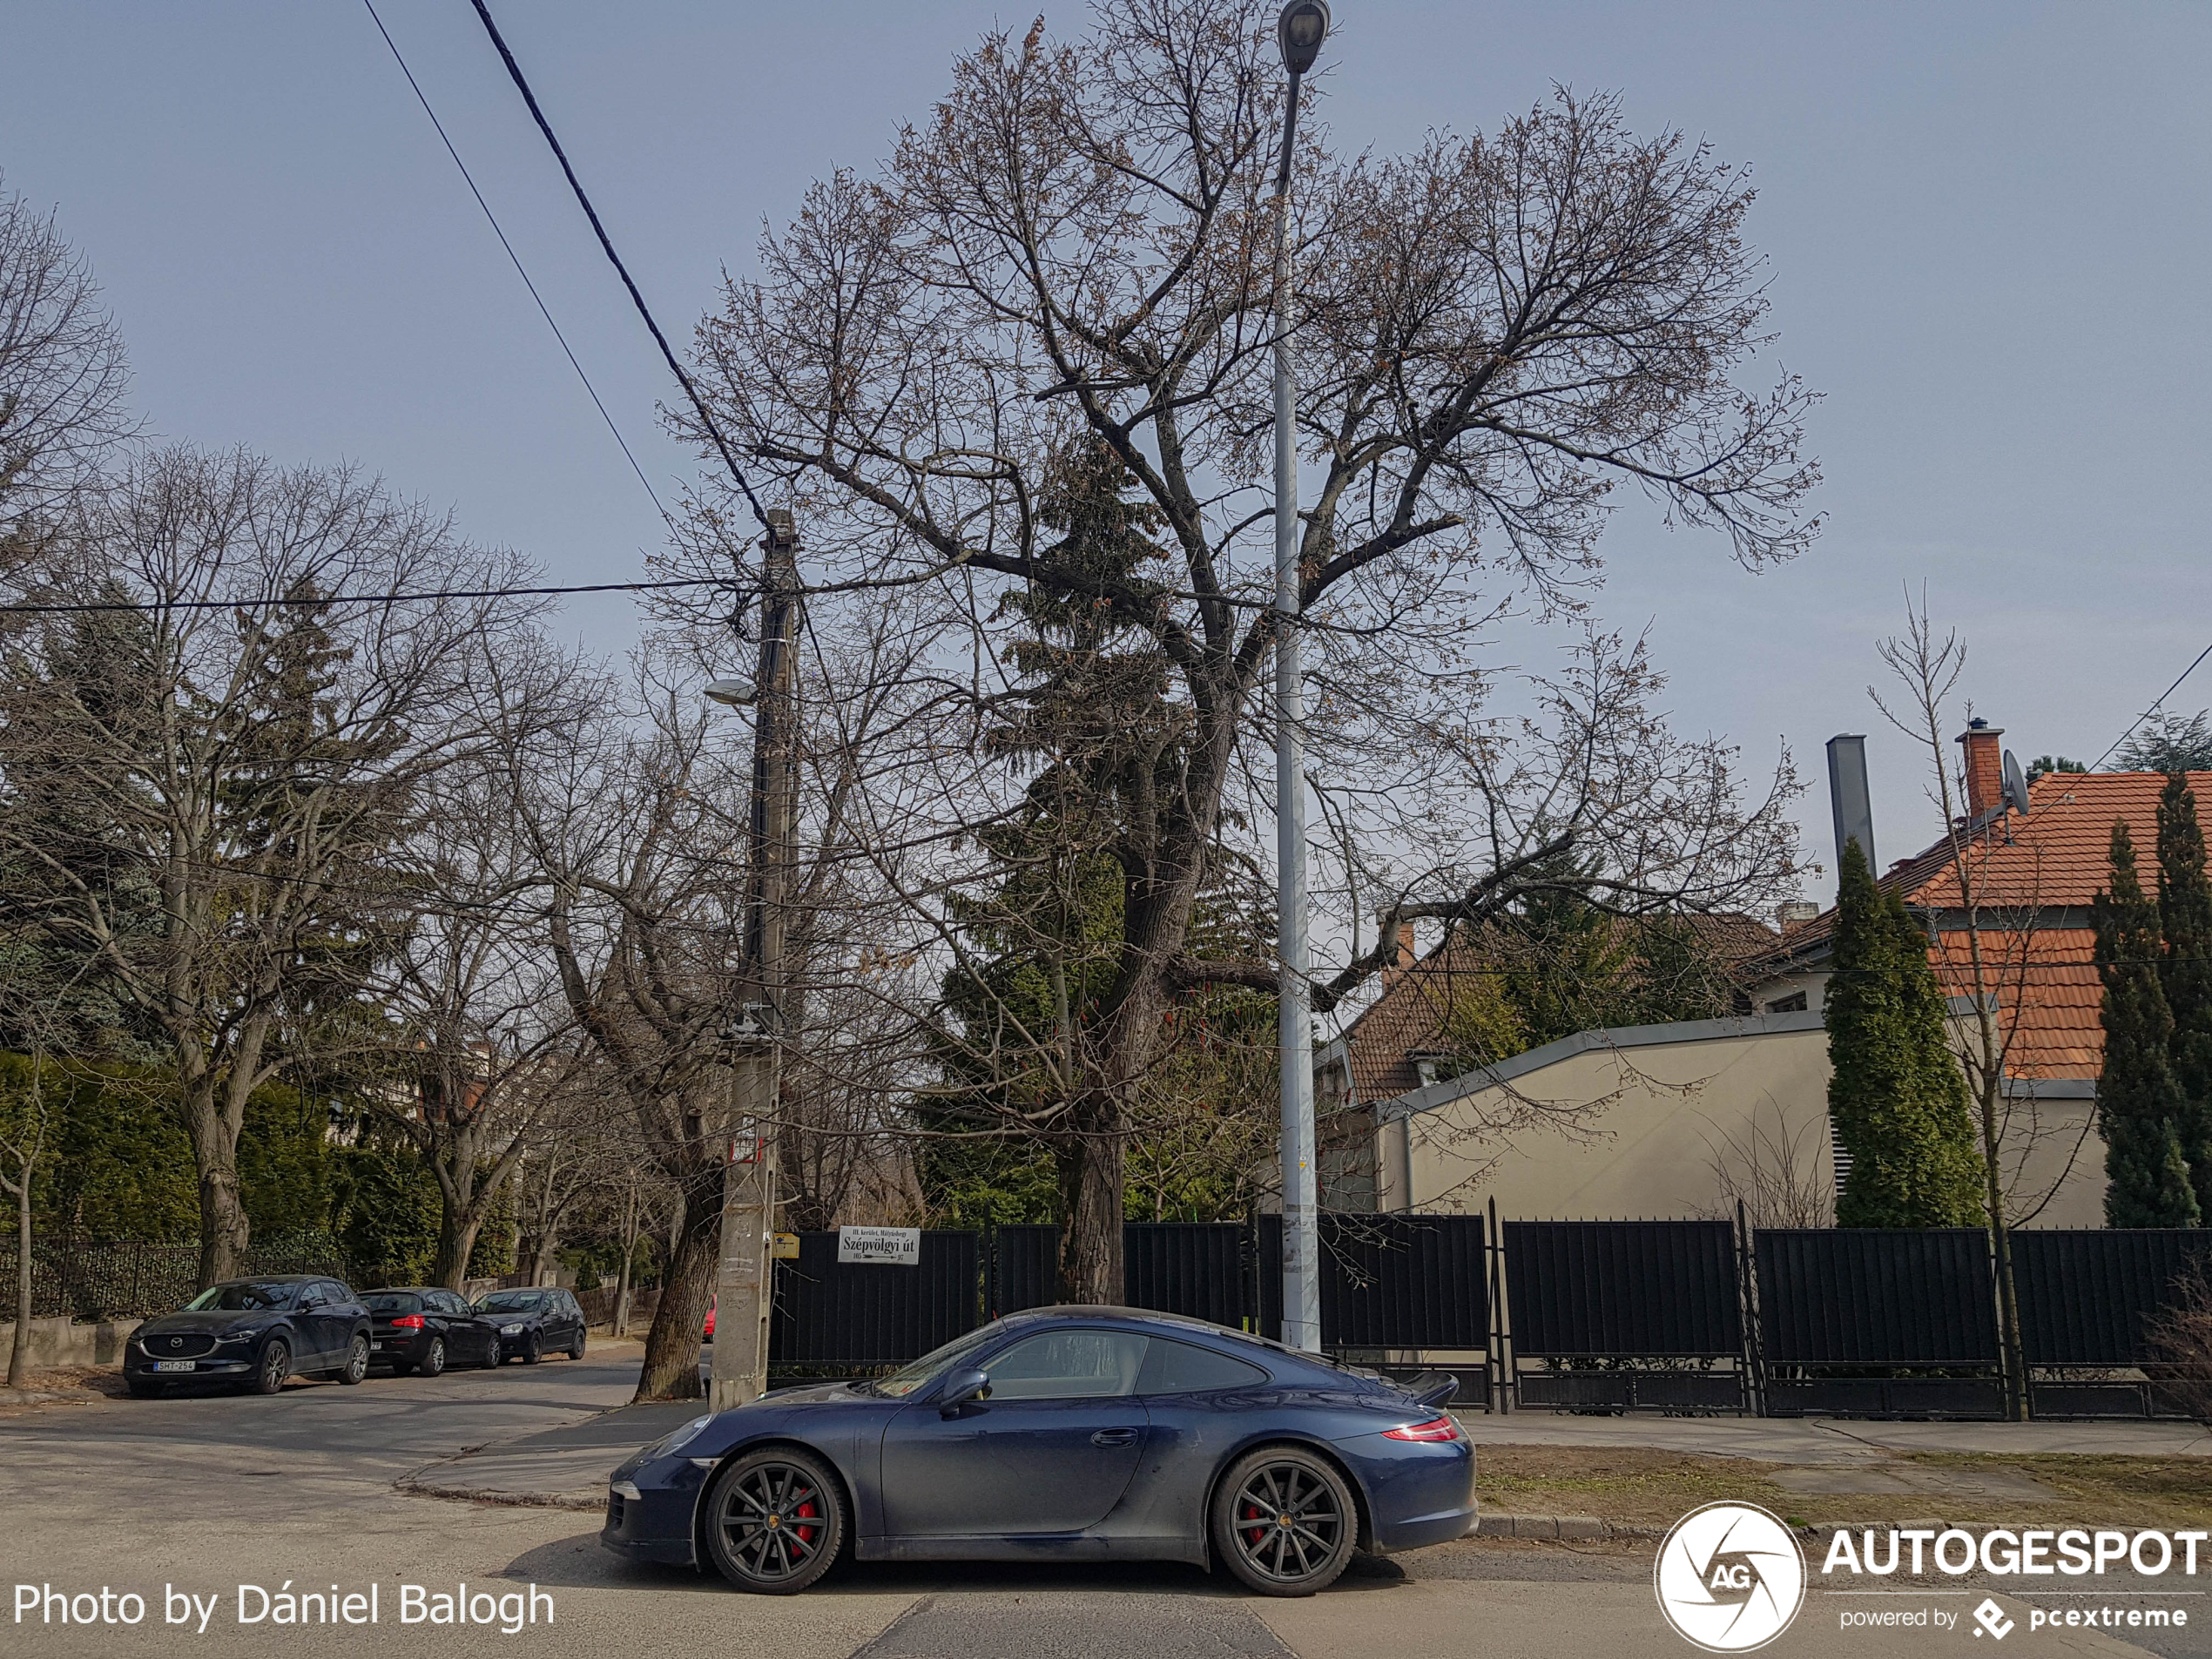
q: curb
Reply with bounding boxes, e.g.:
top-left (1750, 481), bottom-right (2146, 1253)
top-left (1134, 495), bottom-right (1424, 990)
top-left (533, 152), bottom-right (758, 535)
top-left (1472, 1513), bottom-right (1664, 1541)
top-left (394, 1473), bottom-right (604, 1513)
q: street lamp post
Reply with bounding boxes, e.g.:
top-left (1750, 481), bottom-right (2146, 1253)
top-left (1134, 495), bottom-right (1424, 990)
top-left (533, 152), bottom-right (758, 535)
top-left (1272, 0), bottom-right (1327, 1354)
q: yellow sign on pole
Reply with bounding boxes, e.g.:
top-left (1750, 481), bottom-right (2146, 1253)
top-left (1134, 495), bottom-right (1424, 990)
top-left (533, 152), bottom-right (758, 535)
top-left (771, 1232), bottom-right (801, 1260)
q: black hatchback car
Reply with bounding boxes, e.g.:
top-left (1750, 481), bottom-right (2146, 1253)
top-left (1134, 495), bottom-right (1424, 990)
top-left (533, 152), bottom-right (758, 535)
top-left (125, 1276), bottom-right (370, 1397)
top-left (363, 1287), bottom-right (501, 1375)
top-left (473, 1287), bottom-right (589, 1364)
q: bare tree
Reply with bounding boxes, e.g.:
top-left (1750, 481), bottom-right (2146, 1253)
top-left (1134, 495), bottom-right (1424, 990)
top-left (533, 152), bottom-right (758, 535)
top-left (0, 445), bottom-right (550, 1285)
top-left (681, 2), bottom-right (1815, 1297)
top-left (0, 177), bottom-right (133, 550)
top-left (1871, 598), bottom-right (2096, 1421)
top-left (368, 644), bottom-right (604, 1286)
top-left (526, 668), bottom-right (752, 1400)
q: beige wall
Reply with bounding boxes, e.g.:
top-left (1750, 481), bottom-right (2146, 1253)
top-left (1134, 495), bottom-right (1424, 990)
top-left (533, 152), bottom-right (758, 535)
top-left (1377, 1023), bottom-right (2107, 1228)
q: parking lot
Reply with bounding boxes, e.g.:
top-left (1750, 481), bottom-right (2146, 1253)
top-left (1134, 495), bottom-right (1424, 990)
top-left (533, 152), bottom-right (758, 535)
top-left (0, 1348), bottom-right (2200, 1659)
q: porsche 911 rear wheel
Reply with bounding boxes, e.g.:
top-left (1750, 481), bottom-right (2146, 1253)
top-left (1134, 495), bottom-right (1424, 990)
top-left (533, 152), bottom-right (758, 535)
top-left (703, 1448), bottom-right (844, 1595)
top-left (1212, 1447), bottom-right (1356, 1596)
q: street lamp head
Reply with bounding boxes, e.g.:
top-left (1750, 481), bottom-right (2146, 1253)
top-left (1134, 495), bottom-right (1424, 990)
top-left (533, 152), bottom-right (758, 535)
top-left (704, 678), bottom-right (755, 708)
top-left (1277, 0), bottom-right (1329, 76)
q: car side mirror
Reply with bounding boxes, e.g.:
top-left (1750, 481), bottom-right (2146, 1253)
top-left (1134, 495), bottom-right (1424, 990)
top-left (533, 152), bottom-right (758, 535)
top-left (939, 1366), bottom-right (991, 1413)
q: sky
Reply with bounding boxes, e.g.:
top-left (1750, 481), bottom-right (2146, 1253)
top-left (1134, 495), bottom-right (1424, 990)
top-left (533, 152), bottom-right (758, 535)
top-left (4, 1), bottom-right (2209, 907)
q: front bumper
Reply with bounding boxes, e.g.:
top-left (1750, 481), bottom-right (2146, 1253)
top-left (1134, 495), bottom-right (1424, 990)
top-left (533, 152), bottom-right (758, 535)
top-left (125, 1351), bottom-right (253, 1380)
top-left (598, 1453), bottom-right (711, 1568)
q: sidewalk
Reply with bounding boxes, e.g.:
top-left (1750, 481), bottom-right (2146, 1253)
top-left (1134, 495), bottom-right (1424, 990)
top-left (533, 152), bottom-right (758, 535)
top-left (1463, 1412), bottom-right (2212, 1464)
top-left (399, 1388), bottom-right (2212, 1514)
top-left (399, 1399), bottom-right (705, 1509)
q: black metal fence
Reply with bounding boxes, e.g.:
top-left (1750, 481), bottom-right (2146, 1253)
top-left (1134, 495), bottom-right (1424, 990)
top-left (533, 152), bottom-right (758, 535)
top-left (1505, 1219), bottom-right (1746, 1413)
top-left (0, 1233), bottom-right (350, 1322)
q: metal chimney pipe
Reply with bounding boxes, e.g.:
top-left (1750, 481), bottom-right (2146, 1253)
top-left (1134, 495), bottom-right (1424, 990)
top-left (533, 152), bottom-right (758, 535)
top-left (1826, 734), bottom-right (1876, 887)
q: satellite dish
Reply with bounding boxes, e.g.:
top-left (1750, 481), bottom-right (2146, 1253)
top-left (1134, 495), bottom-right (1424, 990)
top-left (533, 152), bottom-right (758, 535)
top-left (2002, 749), bottom-right (2030, 815)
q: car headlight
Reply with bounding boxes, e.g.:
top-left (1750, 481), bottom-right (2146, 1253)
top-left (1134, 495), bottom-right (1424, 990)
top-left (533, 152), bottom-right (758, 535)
top-left (647, 1415), bottom-right (713, 1460)
top-left (217, 1326), bottom-right (256, 1343)
top-left (501, 1324), bottom-right (523, 1336)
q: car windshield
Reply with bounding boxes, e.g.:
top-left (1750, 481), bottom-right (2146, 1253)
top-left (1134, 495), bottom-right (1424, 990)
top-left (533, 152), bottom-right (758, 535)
top-left (184, 1282), bottom-right (295, 1312)
top-left (867, 1322), bottom-right (1006, 1398)
top-left (364, 1292), bottom-right (422, 1314)
top-left (475, 1291), bottom-right (547, 1312)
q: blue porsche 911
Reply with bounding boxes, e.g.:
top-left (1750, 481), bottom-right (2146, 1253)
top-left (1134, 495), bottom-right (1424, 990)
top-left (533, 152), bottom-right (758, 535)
top-left (602, 1305), bottom-right (1474, 1597)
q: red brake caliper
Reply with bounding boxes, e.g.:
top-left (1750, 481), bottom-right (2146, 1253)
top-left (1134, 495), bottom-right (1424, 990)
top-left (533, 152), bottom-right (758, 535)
top-left (1243, 1501), bottom-right (1265, 1545)
top-left (794, 1499), bottom-right (818, 1551)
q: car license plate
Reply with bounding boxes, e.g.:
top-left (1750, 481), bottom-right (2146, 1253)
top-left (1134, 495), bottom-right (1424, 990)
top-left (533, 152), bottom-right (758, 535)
top-left (153, 1360), bottom-right (196, 1372)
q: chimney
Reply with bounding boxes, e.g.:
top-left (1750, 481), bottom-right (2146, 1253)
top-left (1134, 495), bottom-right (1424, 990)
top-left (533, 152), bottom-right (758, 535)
top-left (1825, 734), bottom-right (1876, 882)
top-left (1956, 718), bottom-right (2005, 819)
top-left (1396, 921), bottom-right (1416, 969)
top-left (1776, 900), bottom-right (1819, 930)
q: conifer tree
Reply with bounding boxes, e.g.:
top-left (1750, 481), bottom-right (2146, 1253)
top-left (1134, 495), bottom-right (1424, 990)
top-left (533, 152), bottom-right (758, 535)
top-left (1824, 838), bottom-right (1987, 1226)
top-left (2155, 775), bottom-right (2212, 1218)
top-left (2094, 819), bottom-right (2202, 1227)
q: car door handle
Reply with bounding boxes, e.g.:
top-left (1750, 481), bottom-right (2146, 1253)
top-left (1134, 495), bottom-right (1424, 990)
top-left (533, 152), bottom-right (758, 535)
top-left (1090, 1427), bottom-right (1139, 1447)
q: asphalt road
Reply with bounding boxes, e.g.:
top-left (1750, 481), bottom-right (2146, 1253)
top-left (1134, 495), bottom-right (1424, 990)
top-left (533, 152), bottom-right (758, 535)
top-left (0, 1356), bottom-right (2196, 1659)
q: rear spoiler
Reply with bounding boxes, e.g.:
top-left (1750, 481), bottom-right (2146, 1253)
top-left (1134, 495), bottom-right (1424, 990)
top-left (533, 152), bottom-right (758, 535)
top-left (1402, 1370), bottom-right (1459, 1409)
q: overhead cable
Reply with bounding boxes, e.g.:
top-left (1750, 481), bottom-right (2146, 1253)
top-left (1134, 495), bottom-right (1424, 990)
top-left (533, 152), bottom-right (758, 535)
top-left (359, 0), bottom-right (671, 523)
top-left (466, 0), bottom-right (772, 530)
top-left (1, 577), bottom-right (737, 617)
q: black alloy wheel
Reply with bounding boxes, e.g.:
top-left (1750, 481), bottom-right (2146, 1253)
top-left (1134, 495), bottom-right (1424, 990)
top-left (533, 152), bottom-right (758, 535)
top-left (249, 1339), bottom-right (291, 1396)
top-left (1211, 1447), bottom-right (1357, 1596)
top-left (521, 1331), bottom-right (542, 1366)
top-left (418, 1336), bottom-right (446, 1378)
top-left (335, 1334), bottom-right (369, 1385)
top-left (703, 1448), bottom-right (845, 1595)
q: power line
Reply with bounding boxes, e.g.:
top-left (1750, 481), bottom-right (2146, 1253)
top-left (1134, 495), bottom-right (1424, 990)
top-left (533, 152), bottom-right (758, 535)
top-left (1, 577), bottom-right (737, 617)
top-left (2091, 639), bottom-right (2212, 770)
top-left (467, 0), bottom-right (772, 531)
top-left (359, 0), bottom-right (670, 523)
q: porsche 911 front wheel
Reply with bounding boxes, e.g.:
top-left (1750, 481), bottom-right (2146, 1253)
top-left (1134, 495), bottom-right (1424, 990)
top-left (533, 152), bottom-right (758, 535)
top-left (703, 1448), bottom-right (844, 1595)
top-left (1211, 1447), bottom-right (1357, 1596)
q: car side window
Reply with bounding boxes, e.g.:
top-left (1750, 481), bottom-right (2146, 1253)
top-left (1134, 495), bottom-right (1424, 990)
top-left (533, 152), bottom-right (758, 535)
top-left (439, 1293), bottom-right (469, 1315)
top-left (982, 1330), bottom-right (1148, 1400)
top-left (325, 1282), bottom-right (354, 1306)
top-left (298, 1285), bottom-right (326, 1310)
top-left (1136, 1337), bottom-right (1270, 1395)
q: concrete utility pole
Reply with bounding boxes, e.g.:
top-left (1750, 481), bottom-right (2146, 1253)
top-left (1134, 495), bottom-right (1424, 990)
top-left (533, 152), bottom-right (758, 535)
top-left (708, 509), bottom-right (801, 1411)
top-left (1272, 0), bottom-right (1328, 1354)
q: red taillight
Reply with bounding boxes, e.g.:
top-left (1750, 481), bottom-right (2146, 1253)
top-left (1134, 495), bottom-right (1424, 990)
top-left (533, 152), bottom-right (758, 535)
top-left (1382, 1415), bottom-right (1461, 1442)
top-left (390, 1314), bottom-right (426, 1330)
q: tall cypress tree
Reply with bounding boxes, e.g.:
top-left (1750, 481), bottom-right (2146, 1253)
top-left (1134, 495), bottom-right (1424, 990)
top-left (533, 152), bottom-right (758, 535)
top-left (2094, 819), bottom-right (2202, 1227)
top-left (2155, 774), bottom-right (2212, 1218)
top-left (1825, 838), bottom-right (1987, 1226)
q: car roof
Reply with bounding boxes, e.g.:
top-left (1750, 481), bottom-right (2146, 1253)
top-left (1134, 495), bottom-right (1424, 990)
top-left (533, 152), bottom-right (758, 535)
top-left (215, 1274), bottom-right (320, 1285)
top-left (988, 1305), bottom-right (1381, 1379)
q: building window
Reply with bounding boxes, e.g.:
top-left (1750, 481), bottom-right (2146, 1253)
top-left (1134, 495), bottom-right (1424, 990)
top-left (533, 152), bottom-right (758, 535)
top-left (1831, 1115), bottom-right (1851, 1198)
top-left (1764, 991), bottom-right (1808, 1014)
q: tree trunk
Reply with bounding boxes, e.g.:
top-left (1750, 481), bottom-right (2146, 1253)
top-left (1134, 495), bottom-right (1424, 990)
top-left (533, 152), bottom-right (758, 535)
top-left (431, 1190), bottom-right (489, 1291)
top-left (7, 1163), bottom-right (30, 1389)
top-left (612, 1186), bottom-right (639, 1339)
top-left (633, 1163), bottom-right (722, 1402)
top-left (182, 1086), bottom-right (250, 1289)
top-left (1056, 1086), bottom-right (1132, 1303)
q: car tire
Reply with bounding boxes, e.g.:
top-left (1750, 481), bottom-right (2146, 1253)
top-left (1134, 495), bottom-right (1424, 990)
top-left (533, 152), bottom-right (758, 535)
top-left (248, 1339), bottom-right (291, 1396)
top-left (568, 1329), bottom-right (586, 1360)
top-left (419, 1337), bottom-right (446, 1378)
top-left (335, 1335), bottom-right (369, 1385)
top-left (521, 1332), bottom-right (542, 1366)
top-left (126, 1377), bottom-right (163, 1399)
top-left (1211, 1447), bottom-right (1359, 1597)
top-left (703, 1447), bottom-right (846, 1595)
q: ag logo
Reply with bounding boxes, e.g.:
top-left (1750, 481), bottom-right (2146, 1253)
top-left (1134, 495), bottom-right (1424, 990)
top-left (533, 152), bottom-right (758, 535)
top-left (1654, 1501), bottom-right (1806, 1652)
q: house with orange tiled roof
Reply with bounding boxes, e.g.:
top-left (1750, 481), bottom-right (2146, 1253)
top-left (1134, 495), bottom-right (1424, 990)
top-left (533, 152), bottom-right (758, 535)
top-left (1359, 720), bottom-right (2150, 1229)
